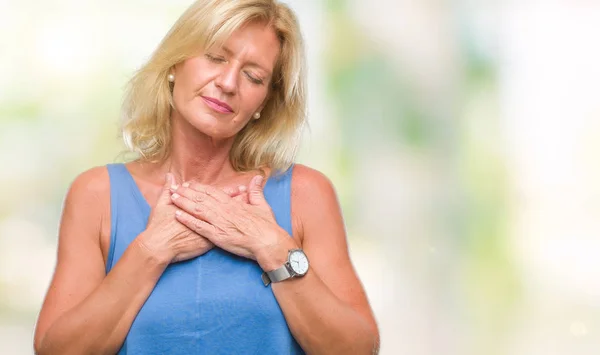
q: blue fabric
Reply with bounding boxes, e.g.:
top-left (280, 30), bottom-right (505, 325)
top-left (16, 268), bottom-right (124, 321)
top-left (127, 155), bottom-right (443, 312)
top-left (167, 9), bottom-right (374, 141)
top-left (105, 163), bottom-right (304, 354)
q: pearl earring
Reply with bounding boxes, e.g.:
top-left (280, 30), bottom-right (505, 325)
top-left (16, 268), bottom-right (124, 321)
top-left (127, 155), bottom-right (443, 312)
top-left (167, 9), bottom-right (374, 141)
top-left (253, 112), bottom-right (261, 119)
top-left (168, 74), bottom-right (175, 82)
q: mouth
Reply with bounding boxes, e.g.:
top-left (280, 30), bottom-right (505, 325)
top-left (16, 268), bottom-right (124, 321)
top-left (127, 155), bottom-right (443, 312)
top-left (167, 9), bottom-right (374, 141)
top-left (201, 96), bottom-right (234, 114)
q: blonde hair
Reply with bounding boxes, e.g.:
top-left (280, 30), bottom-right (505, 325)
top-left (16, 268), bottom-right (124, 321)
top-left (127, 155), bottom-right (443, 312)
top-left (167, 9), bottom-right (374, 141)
top-left (120, 0), bottom-right (307, 173)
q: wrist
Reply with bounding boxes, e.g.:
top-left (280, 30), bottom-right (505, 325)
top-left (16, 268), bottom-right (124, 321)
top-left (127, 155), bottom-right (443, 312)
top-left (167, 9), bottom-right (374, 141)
top-left (255, 229), bottom-right (299, 271)
top-left (134, 232), bottom-right (171, 268)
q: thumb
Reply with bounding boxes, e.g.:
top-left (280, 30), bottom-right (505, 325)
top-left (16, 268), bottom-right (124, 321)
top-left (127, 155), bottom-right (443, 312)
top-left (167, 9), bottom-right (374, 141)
top-left (248, 174), bottom-right (266, 206)
top-left (157, 173), bottom-right (176, 205)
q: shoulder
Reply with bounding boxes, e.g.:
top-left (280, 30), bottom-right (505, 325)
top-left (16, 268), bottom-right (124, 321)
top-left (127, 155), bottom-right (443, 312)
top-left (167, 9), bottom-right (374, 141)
top-left (67, 165), bottom-right (111, 202)
top-left (290, 164), bottom-right (338, 201)
top-left (62, 166), bottom-right (111, 225)
top-left (58, 166), bottom-right (112, 250)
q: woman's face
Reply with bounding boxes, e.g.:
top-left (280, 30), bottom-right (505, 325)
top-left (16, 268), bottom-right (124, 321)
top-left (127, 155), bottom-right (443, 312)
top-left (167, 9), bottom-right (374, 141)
top-left (171, 21), bottom-right (280, 140)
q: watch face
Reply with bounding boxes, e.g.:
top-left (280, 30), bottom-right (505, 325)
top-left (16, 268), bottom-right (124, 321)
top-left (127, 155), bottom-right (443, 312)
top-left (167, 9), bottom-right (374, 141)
top-left (289, 250), bottom-right (309, 275)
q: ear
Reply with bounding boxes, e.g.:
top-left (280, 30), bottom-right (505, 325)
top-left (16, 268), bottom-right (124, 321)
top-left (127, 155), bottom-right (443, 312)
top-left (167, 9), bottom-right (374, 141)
top-left (169, 61), bottom-right (183, 76)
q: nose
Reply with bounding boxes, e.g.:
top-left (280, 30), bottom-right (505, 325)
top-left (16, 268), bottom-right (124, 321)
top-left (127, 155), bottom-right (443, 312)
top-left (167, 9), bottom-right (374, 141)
top-left (214, 63), bottom-right (238, 95)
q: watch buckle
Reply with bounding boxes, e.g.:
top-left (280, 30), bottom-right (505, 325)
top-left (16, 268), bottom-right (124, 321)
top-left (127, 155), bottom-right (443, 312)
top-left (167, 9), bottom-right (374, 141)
top-left (261, 272), bottom-right (272, 286)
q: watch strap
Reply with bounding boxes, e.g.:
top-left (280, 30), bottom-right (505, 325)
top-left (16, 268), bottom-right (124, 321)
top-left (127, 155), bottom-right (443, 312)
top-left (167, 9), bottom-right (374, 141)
top-left (261, 263), bottom-right (292, 286)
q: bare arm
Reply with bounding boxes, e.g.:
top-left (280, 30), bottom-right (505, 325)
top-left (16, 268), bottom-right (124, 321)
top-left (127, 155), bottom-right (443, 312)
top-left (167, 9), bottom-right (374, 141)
top-left (34, 169), bottom-right (220, 354)
top-left (265, 165), bottom-right (379, 354)
top-left (33, 167), bottom-right (169, 354)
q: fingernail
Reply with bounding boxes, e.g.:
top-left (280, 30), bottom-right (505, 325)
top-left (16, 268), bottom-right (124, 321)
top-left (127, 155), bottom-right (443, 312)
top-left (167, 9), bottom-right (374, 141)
top-left (172, 193), bottom-right (180, 200)
top-left (182, 182), bottom-right (190, 188)
top-left (256, 175), bottom-right (264, 185)
top-left (238, 185), bottom-right (247, 192)
top-left (171, 184), bottom-right (179, 190)
top-left (175, 210), bottom-right (182, 216)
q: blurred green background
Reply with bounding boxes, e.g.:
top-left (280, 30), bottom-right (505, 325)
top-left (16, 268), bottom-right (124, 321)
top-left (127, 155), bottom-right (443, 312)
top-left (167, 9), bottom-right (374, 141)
top-left (1, 0), bottom-right (600, 354)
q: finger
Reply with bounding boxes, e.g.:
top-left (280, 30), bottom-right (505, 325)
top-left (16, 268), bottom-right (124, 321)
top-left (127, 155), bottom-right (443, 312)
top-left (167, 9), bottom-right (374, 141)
top-left (176, 183), bottom-right (244, 199)
top-left (221, 185), bottom-right (247, 197)
top-left (232, 192), bottom-right (249, 204)
top-left (174, 185), bottom-right (206, 204)
top-left (180, 181), bottom-right (231, 203)
top-left (171, 192), bottom-right (218, 223)
top-left (175, 209), bottom-right (216, 239)
top-left (157, 173), bottom-right (177, 206)
top-left (248, 174), bottom-right (266, 206)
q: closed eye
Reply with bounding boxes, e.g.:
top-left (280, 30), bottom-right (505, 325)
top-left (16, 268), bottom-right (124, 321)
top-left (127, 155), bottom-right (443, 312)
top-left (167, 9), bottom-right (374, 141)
top-left (205, 53), bottom-right (226, 63)
top-left (244, 71), bottom-right (264, 85)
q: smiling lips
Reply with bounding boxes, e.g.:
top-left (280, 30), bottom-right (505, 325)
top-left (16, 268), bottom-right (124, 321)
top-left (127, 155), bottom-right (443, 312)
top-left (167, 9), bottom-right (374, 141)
top-left (201, 96), bottom-right (234, 113)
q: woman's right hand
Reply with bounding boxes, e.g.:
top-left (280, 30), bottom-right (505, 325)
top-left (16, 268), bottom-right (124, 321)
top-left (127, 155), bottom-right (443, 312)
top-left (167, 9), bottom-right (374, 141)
top-left (136, 173), bottom-right (242, 264)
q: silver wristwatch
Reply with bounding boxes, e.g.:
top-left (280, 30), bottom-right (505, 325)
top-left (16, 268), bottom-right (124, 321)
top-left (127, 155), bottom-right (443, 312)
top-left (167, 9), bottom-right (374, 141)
top-left (261, 249), bottom-right (309, 286)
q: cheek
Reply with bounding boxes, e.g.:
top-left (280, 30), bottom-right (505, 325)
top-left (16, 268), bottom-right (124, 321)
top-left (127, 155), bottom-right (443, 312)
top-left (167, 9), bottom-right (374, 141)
top-left (242, 88), bottom-right (269, 112)
top-left (173, 62), bottom-right (211, 101)
top-left (172, 77), bottom-right (191, 104)
top-left (230, 115), bottom-right (252, 130)
top-left (171, 80), bottom-right (201, 113)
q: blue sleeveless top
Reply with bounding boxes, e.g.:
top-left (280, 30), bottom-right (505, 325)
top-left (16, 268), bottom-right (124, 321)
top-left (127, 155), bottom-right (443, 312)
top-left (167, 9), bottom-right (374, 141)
top-left (105, 163), bottom-right (305, 354)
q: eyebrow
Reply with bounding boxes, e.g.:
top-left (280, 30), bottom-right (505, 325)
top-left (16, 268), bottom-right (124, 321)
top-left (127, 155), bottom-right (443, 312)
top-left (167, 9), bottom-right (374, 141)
top-left (220, 46), bottom-right (273, 77)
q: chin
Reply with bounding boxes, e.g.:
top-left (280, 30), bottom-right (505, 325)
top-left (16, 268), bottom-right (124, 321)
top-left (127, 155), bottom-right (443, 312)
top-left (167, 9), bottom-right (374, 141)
top-left (189, 118), bottom-right (238, 140)
top-left (176, 108), bottom-right (241, 139)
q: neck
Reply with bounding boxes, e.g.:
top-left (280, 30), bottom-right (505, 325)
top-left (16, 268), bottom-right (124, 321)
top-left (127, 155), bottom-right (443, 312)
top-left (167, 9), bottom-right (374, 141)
top-left (159, 116), bottom-right (238, 185)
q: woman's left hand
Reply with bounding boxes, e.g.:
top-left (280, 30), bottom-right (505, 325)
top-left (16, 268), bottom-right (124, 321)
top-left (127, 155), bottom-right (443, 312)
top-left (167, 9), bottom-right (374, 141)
top-left (170, 175), bottom-right (297, 269)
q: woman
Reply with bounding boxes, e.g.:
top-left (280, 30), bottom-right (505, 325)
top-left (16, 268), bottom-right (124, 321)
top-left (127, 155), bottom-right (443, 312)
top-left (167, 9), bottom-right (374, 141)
top-left (34, 0), bottom-right (379, 354)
